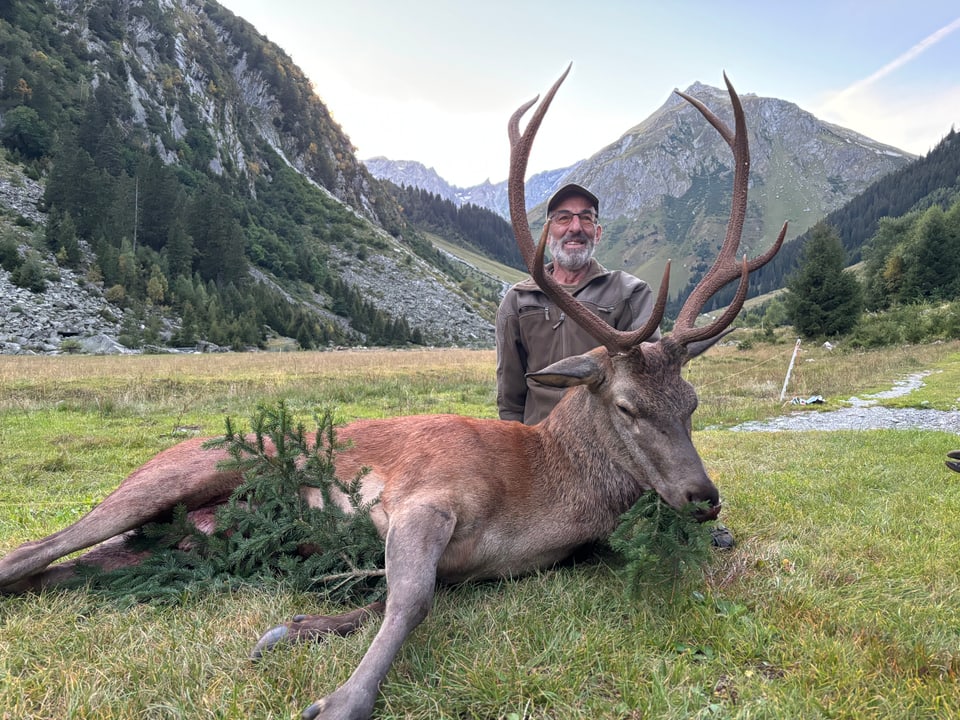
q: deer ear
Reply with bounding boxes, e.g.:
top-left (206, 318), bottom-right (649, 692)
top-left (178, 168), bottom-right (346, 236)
top-left (526, 353), bottom-right (606, 388)
top-left (683, 327), bottom-right (736, 362)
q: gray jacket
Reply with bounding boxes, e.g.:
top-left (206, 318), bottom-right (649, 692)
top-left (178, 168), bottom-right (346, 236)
top-left (495, 258), bottom-right (661, 424)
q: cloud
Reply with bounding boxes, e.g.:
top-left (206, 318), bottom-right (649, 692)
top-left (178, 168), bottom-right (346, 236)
top-left (816, 16), bottom-right (960, 155)
top-left (826, 16), bottom-right (960, 106)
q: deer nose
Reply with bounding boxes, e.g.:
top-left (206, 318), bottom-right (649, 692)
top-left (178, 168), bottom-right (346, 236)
top-left (688, 481), bottom-right (721, 521)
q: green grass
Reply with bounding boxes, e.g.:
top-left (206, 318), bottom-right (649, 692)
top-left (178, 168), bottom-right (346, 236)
top-left (2, 343), bottom-right (960, 718)
top-left (425, 230), bottom-right (528, 286)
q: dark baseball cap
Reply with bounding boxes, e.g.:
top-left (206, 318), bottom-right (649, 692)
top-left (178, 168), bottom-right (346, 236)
top-left (547, 183), bottom-right (599, 214)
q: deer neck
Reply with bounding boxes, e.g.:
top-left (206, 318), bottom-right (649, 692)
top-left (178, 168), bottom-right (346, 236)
top-left (534, 389), bottom-right (648, 527)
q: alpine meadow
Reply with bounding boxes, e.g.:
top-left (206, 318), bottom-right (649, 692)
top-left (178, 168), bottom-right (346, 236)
top-left (2, 341), bottom-right (960, 719)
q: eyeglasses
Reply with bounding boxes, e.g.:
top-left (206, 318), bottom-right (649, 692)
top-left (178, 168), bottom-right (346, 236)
top-left (549, 210), bottom-right (598, 229)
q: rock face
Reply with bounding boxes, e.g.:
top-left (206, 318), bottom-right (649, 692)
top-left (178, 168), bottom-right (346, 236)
top-left (0, 167), bottom-right (127, 355)
top-left (0, 262), bottom-right (126, 355)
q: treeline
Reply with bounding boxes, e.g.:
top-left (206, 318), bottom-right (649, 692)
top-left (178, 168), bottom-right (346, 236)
top-left (669, 128), bottom-right (960, 318)
top-left (740, 200), bottom-right (960, 348)
top-left (0, 0), bottom-right (422, 349)
top-left (861, 196), bottom-right (960, 309)
top-left (391, 184), bottom-right (524, 270)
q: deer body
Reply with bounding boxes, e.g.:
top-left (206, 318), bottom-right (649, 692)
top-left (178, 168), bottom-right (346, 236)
top-left (0, 344), bottom-right (715, 594)
top-left (0, 68), bottom-right (785, 720)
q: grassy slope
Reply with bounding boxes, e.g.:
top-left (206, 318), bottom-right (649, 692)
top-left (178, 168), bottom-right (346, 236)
top-left (1, 342), bottom-right (959, 718)
top-left (425, 230), bottom-right (528, 286)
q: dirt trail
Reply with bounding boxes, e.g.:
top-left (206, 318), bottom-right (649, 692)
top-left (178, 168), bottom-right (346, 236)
top-left (729, 371), bottom-right (960, 434)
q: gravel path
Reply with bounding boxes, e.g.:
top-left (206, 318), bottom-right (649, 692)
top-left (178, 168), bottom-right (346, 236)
top-left (729, 370), bottom-right (960, 434)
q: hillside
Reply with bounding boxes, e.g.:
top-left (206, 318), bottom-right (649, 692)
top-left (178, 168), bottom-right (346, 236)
top-left (686, 128), bottom-right (960, 315)
top-left (0, 0), bottom-right (496, 353)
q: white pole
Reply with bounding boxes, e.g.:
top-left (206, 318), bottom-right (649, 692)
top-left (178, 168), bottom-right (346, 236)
top-left (779, 338), bottom-right (802, 402)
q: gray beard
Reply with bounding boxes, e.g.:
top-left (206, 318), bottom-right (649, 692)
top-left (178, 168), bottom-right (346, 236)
top-left (550, 233), bottom-right (595, 272)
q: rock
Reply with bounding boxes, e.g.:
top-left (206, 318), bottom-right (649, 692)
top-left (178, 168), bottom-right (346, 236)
top-left (78, 334), bottom-right (132, 355)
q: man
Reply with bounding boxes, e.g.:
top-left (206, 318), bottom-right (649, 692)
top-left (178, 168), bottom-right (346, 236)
top-left (496, 183), bottom-right (661, 425)
top-left (496, 183), bottom-right (735, 548)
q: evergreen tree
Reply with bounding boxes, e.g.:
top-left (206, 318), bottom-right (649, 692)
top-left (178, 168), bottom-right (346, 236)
top-left (0, 105), bottom-right (52, 159)
top-left (861, 214), bottom-right (915, 309)
top-left (46, 210), bottom-right (82, 267)
top-left (900, 204), bottom-right (960, 302)
top-left (11, 250), bottom-right (46, 292)
top-left (164, 213), bottom-right (195, 280)
top-left (783, 222), bottom-right (863, 338)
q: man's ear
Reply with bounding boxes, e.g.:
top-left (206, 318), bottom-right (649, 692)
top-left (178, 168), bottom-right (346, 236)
top-left (526, 352), bottom-right (605, 389)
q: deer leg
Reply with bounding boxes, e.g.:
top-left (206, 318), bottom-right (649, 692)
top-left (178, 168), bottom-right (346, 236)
top-left (250, 602), bottom-right (386, 659)
top-left (0, 532), bottom-right (150, 593)
top-left (300, 504), bottom-right (456, 720)
top-left (0, 501), bottom-right (152, 591)
top-left (0, 438), bottom-right (237, 592)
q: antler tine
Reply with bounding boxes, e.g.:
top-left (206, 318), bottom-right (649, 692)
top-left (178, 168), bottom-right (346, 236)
top-left (508, 64), bottom-right (571, 272)
top-left (670, 74), bottom-right (784, 345)
top-left (509, 64), bottom-right (651, 355)
top-left (676, 221), bottom-right (789, 345)
top-left (614, 261), bottom-right (671, 347)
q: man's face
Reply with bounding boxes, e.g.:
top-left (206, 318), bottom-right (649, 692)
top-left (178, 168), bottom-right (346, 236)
top-left (547, 196), bottom-right (600, 273)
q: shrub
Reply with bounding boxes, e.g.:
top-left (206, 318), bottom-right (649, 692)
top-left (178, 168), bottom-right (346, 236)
top-left (0, 234), bottom-right (23, 273)
top-left (11, 251), bottom-right (46, 292)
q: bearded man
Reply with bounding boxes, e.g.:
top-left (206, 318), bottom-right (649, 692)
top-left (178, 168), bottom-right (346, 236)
top-left (495, 183), bottom-right (661, 425)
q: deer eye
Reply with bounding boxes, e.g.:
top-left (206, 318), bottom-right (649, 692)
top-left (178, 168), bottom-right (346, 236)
top-left (615, 400), bottom-right (638, 417)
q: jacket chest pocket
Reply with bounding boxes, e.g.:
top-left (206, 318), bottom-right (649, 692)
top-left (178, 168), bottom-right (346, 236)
top-left (581, 303), bottom-right (616, 319)
top-left (518, 303), bottom-right (552, 321)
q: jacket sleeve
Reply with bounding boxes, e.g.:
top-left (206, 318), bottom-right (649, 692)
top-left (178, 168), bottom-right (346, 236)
top-left (495, 292), bottom-right (528, 422)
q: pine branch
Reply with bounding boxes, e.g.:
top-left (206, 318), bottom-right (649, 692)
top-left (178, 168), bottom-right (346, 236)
top-left (73, 401), bottom-right (386, 605)
top-left (608, 492), bottom-right (716, 596)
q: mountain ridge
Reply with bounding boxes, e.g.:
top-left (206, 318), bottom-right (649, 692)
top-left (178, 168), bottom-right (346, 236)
top-left (367, 81), bottom-right (915, 295)
top-left (0, 0), bottom-right (498, 353)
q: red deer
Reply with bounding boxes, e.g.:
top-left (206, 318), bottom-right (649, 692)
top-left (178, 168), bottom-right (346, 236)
top-left (948, 450), bottom-right (960, 472)
top-left (0, 67), bottom-right (785, 720)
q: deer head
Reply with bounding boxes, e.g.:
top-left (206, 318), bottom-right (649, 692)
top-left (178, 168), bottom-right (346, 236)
top-left (508, 65), bottom-right (786, 518)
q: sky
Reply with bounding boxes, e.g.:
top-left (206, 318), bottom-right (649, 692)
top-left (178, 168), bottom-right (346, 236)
top-left (217, 1), bottom-right (960, 188)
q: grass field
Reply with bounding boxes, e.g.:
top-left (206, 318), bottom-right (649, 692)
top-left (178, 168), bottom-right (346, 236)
top-left (1, 340), bottom-right (960, 719)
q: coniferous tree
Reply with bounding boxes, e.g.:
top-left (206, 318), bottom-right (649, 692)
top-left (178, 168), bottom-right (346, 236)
top-left (899, 204), bottom-right (960, 302)
top-left (861, 214), bottom-right (915, 309)
top-left (45, 210), bottom-right (81, 267)
top-left (783, 222), bottom-right (863, 338)
top-left (165, 214), bottom-right (195, 280)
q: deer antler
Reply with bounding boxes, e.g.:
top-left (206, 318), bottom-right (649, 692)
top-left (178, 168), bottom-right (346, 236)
top-left (669, 74), bottom-right (788, 346)
top-left (508, 65), bottom-right (669, 355)
top-left (508, 68), bottom-right (786, 355)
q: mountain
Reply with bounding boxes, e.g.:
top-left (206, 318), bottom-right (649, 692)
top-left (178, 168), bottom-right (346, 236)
top-left (367, 83), bottom-right (915, 298)
top-left (721, 127), bottom-right (960, 310)
top-left (365, 157), bottom-right (576, 220)
top-left (0, 0), bottom-right (496, 353)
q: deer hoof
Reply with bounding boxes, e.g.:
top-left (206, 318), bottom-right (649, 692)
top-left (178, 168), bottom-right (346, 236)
top-left (947, 450), bottom-right (960, 472)
top-left (710, 526), bottom-right (736, 549)
top-left (249, 624), bottom-right (290, 659)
